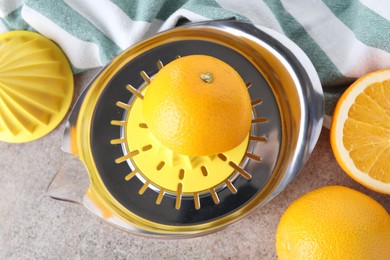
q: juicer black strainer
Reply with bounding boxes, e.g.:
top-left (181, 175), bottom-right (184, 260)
top-left (48, 20), bottom-right (324, 237)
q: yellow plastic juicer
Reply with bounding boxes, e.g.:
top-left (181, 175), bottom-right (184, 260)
top-left (0, 31), bottom-right (73, 143)
top-left (47, 21), bottom-right (324, 238)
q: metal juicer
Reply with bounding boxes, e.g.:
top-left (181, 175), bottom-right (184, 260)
top-left (47, 20), bottom-right (324, 238)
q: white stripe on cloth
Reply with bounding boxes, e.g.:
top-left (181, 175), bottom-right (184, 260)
top-left (0, 19), bottom-right (8, 33)
top-left (0, 0), bottom-right (24, 18)
top-left (64, 0), bottom-right (152, 50)
top-left (216, 0), bottom-right (283, 33)
top-left (21, 5), bottom-right (102, 69)
top-left (359, 0), bottom-right (390, 21)
top-left (158, 9), bottom-right (210, 32)
top-left (281, 0), bottom-right (390, 78)
top-left (143, 19), bottom-right (164, 39)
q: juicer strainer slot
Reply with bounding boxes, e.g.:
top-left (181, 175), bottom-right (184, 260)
top-left (108, 57), bottom-right (269, 210)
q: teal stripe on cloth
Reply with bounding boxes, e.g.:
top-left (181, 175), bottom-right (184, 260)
top-left (157, 0), bottom-right (191, 20)
top-left (263, 0), bottom-right (349, 88)
top-left (264, 0), bottom-right (352, 115)
top-left (0, 7), bottom-right (30, 31)
top-left (324, 87), bottom-right (348, 116)
top-left (109, 0), bottom-right (169, 22)
top-left (111, 0), bottom-right (248, 23)
top-left (323, 0), bottom-right (390, 53)
top-left (25, 0), bottom-right (121, 66)
top-left (181, 0), bottom-right (248, 21)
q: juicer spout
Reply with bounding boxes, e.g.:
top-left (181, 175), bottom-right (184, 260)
top-left (46, 152), bottom-right (90, 204)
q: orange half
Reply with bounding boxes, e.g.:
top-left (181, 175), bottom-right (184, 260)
top-left (330, 69), bottom-right (390, 194)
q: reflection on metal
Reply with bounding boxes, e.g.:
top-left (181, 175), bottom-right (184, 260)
top-left (50, 20), bottom-right (324, 238)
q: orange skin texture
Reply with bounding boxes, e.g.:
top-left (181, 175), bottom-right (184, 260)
top-left (276, 186), bottom-right (390, 260)
top-left (143, 55), bottom-right (252, 156)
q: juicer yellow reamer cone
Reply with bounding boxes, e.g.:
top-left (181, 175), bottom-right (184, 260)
top-left (0, 30), bottom-right (73, 143)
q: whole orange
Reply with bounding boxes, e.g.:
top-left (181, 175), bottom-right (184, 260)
top-left (142, 55), bottom-right (251, 156)
top-left (276, 186), bottom-right (390, 259)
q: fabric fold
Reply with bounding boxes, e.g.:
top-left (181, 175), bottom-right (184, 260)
top-left (0, 0), bottom-right (388, 115)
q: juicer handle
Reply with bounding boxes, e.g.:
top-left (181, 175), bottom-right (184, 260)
top-left (46, 152), bottom-right (90, 204)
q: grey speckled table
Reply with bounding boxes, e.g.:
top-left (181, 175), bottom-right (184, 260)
top-left (1, 69), bottom-right (389, 260)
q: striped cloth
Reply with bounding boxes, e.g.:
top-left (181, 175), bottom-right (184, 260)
top-left (1, 0), bottom-right (389, 115)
